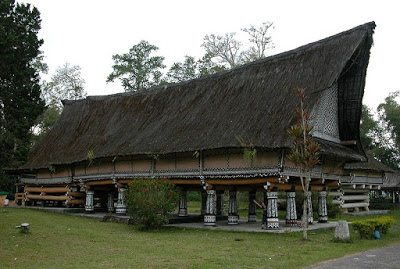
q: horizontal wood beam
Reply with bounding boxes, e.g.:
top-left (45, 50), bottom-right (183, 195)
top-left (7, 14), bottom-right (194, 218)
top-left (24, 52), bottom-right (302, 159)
top-left (26, 187), bottom-right (69, 193)
top-left (170, 177), bottom-right (280, 186)
top-left (66, 199), bottom-right (85, 205)
top-left (85, 180), bottom-right (114, 186)
top-left (68, 192), bottom-right (85, 197)
top-left (26, 194), bottom-right (69, 201)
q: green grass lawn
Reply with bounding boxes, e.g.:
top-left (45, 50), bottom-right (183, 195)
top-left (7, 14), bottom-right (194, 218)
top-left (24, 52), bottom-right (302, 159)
top-left (1, 207), bottom-right (400, 268)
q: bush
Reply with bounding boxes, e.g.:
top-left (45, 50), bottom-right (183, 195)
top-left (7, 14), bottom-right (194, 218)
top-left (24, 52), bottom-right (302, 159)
top-left (327, 193), bottom-right (341, 219)
top-left (187, 191), bottom-right (201, 201)
top-left (352, 216), bottom-right (395, 239)
top-left (370, 198), bottom-right (396, 210)
top-left (126, 177), bottom-right (179, 230)
top-left (352, 221), bottom-right (375, 239)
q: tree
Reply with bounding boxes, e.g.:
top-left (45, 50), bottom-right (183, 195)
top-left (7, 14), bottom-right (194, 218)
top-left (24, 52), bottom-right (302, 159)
top-left (0, 0), bottom-right (45, 192)
top-left (359, 96), bottom-right (400, 169)
top-left (375, 92), bottom-right (400, 168)
top-left (202, 21), bottom-right (274, 69)
top-left (360, 104), bottom-right (379, 150)
top-left (166, 56), bottom-right (198, 83)
top-left (107, 40), bottom-right (165, 92)
top-left (33, 63), bottom-right (86, 141)
top-left (287, 88), bottom-right (321, 240)
top-left (42, 63), bottom-right (86, 109)
top-left (241, 22), bottom-right (274, 62)
top-left (165, 55), bottom-right (226, 84)
top-left (202, 33), bottom-right (243, 68)
top-left (197, 54), bottom-right (227, 77)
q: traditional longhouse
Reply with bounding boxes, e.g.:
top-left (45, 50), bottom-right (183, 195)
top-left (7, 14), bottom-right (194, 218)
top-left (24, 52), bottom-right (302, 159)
top-left (14, 22), bottom-right (382, 227)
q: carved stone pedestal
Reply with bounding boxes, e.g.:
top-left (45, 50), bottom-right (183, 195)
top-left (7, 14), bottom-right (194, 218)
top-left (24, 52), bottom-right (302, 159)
top-left (204, 190), bottom-right (216, 226)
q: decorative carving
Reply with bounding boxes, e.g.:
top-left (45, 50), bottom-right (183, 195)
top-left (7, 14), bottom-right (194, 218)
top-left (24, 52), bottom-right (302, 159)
top-left (228, 190), bottom-right (238, 225)
top-left (204, 190), bottom-right (216, 226)
top-left (285, 191), bottom-right (297, 226)
top-left (266, 191), bottom-right (279, 229)
top-left (85, 190), bottom-right (94, 213)
top-left (318, 191), bottom-right (328, 223)
top-left (115, 188), bottom-right (127, 215)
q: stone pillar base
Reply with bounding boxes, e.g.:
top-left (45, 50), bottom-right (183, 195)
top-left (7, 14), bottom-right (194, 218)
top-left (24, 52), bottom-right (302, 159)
top-left (318, 216), bottom-right (328, 223)
top-left (204, 215), bottom-right (216, 226)
top-left (267, 218), bottom-right (279, 229)
top-left (178, 211), bottom-right (188, 217)
top-left (248, 214), bottom-right (257, 222)
top-left (228, 215), bottom-right (239, 225)
top-left (115, 207), bottom-right (126, 215)
top-left (85, 208), bottom-right (95, 214)
top-left (285, 220), bottom-right (297, 226)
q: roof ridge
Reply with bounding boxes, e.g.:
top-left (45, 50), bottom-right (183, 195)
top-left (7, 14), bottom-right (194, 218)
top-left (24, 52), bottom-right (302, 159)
top-left (62, 22), bottom-right (375, 106)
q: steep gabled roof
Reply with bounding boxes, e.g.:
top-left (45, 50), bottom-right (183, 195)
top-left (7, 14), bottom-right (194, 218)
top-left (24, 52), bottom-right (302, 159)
top-left (22, 22), bottom-right (375, 169)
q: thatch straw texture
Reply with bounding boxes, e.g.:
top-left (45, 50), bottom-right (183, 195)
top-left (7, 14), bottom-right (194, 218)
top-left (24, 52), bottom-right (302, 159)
top-left (22, 22), bottom-right (375, 169)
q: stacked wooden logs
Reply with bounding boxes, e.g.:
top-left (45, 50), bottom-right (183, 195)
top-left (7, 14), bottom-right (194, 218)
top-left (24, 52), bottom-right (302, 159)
top-left (23, 185), bottom-right (85, 206)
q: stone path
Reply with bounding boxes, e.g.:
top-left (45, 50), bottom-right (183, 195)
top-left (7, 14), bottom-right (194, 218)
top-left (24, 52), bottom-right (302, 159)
top-left (166, 217), bottom-right (337, 233)
top-left (309, 242), bottom-right (400, 269)
top-left (12, 206), bottom-right (337, 233)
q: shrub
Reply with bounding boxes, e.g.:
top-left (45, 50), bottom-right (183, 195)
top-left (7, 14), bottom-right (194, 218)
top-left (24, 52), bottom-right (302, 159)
top-left (352, 216), bottom-right (395, 239)
top-left (375, 216), bottom-right (395, 234)
top-left (327, 193), bottom-right (341, 219)
top-left (187, 191), bottom-right (201, 201)
top-left (126, 177), bottom-right (179, 230)
top-left (352, 221), bottom-right (375, 239)
top-left (369, 198), bottom-right (396, 210)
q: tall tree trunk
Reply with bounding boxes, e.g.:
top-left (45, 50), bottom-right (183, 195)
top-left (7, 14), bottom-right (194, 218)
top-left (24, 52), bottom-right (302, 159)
top-left (303, 190), bottom-right (308, 240)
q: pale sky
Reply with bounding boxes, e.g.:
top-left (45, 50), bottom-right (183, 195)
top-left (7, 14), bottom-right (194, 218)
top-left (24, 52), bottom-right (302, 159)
top-left (22, 0), bottom-right (400, 110)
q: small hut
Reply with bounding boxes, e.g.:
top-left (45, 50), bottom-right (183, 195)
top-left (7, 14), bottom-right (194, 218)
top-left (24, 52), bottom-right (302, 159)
top-left (10, 22), bottom-right (383, 227)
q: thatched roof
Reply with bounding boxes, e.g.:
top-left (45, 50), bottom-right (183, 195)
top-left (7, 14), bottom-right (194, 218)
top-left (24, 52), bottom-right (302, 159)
top-left (383, 172), bottom-right (400, 189)
top-left (344, 153), bottom-right (394, 173)
top-left (22, 22), bottom-right (375, 170)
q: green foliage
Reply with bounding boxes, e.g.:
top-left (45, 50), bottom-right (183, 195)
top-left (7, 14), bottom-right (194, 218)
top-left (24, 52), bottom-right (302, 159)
top-left (166, 56), bottom-right (198, 83)
top-left (287, 89), bottom-right (322, 172)
top-left (359, 93), bottom-right (400, 169)
top-left (107, 40), bottom-right (165, 92)
top-left (235, 135), bottom-right (257, 165)
top-left (165, 54), bottom-right (226, 84)
top-left (287, 89), bottom-right (321, 240)
top-left (370, 197), bottom-right (397, 210)
top-left (352, 221), bottom-right (376, 239)
top-left (360, 105), bottom-right (379, 150)
top-left (32, 106), bottom-right (61, 143)
top-left (352, 217), bottom-right (395, 239)
top-left (126, 177), bottom-right (179, 230)
top-left (86, 149), bottom-right (95, 166)
top-left (0, 0), bottom-right (45, 192)
top-left (2, 208), bottom-right (400, 268)
top-left (326, 194), bottom-right (341, 219)
top-left (187, 191), bottom-right (202, 202)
